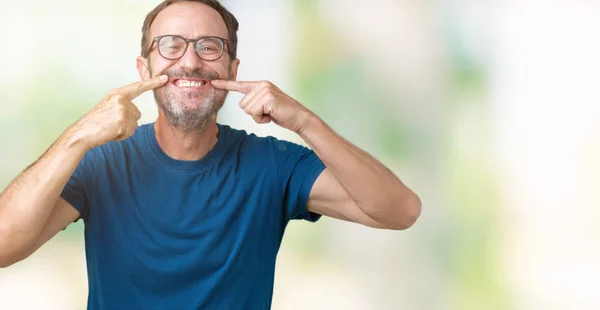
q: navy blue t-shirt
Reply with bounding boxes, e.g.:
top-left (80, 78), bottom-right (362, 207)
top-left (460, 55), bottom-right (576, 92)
top-left (61, 123), bottom-right (326, 310)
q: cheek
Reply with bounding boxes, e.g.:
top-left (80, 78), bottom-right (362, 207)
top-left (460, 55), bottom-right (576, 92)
top-left (149, 58), bottom-right (175, 76)
top-left (215, 58), bottom-right (233, 77)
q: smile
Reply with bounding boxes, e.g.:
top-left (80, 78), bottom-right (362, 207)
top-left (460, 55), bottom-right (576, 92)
top-left (171, 79), bottom-right (209, 88)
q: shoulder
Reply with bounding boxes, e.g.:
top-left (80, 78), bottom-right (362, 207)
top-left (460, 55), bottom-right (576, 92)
top-left (220, 124), bottom-right (307, 155)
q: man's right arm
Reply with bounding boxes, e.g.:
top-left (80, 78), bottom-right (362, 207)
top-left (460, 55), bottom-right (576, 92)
top-left (0, 131), bottom-right (87, 267)
top-left (0, 75), bottom-right (169, 268)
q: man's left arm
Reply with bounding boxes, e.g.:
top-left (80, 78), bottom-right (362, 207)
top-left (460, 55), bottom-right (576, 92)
top-left (211, 79), bottom-right (421, 230)
top-left (299, 115), bottom-right (421, 230)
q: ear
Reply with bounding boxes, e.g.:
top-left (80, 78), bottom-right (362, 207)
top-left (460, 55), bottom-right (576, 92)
top-left (229, 58), bottom-right (241, 80)
top-left (136, 56), bottom-right (152, 80)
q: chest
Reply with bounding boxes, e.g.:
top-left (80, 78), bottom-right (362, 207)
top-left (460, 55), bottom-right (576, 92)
top-left (85, 164), bottom-right (285, 283)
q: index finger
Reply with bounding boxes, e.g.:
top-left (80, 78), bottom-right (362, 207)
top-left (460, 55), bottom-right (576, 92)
top-left (210, 80), bottom-right (261, 94)
top-left (117, 75), bottom-right (169, 100)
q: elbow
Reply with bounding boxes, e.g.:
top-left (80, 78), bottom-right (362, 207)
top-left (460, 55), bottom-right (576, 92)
top-left (0, 245), bottom-right (16, 268)
top-left (0, 255), bottom-right (16, 268)
top-left (0, 227), bottom-right (9, 267)
top-left (0, 245), bottom-right (28, 269)
top-left (0, 226), bottom-right (22, 268)
top-left (386, 192), bottom-right (422, 230)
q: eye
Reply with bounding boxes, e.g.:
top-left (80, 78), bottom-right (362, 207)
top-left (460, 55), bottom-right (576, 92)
top-left (166, 42), bottom-right (184, 50)
top-left (196, 38), bottom-right (222, 54)
top-left (158, 36), bottom-right (186, 52)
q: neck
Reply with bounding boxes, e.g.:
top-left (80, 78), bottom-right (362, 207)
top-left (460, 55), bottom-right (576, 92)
top-left (154, 115), bottom-right (219, 161)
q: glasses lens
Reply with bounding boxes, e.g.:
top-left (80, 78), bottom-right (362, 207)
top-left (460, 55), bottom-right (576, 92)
top-left (158, 36), bottom-right (186, 59)
top-left (195, 37), bottom-right (224, 60)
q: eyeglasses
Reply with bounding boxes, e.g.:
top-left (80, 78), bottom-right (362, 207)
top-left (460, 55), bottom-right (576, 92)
top-left (151, 35), bottom-right (228, 61)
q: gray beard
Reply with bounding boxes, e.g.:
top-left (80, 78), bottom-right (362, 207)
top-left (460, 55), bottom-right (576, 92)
top-left (153, 87), bottom-right (224, 133)
top-left (150, 66), bottom-right (229, 133)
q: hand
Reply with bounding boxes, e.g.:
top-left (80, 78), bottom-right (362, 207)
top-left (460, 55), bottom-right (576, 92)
top-left (72, 75), bottom-right (168, 150)
top-left (211, 80), bottom-right (314, 133)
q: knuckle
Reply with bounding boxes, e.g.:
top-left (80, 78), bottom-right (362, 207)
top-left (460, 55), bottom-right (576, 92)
top-left (116, 102), bottom-right (127, 112)
top-left (264, 104), bottom-right (274, 114)
top-left (265, 92), bottom-right (275, 100)
top-left (109, 93), bottom-right (124, 102)
top-left (116, 125), bottom-right (125, 136)
top-left (252, 105), bottom-right (263, 114)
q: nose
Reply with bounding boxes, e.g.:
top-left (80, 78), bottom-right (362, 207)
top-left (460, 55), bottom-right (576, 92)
top-left (178, 42), bottom-right (203, 70)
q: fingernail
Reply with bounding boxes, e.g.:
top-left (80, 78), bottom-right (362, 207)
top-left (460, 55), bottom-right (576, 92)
top-left (159, 75), bottom-right (168, 81)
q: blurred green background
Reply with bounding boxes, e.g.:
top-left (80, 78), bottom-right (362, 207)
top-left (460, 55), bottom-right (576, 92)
top-left (1, 0), bottom-right (599, 309)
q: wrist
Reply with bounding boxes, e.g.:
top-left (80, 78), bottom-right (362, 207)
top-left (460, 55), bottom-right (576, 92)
top-left (296, 110), bottom-right (321, 136)
top-left (61, 124), bottom-right (93, 153)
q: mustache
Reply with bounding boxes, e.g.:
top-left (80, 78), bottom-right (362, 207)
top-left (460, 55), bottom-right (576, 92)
top-left (161, 68), bottom-right (219, 80)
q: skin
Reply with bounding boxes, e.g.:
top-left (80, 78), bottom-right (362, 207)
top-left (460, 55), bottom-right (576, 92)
top-left (0, 76), bottom-right (167, 267)
top-left (0, 1), bottom-right (421, 268)
top-left (210, 79), bottom-right (421, 229)
top-left (136, 2), bottom-right (240, 161)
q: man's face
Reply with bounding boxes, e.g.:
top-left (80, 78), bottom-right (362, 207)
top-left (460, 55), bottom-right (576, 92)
top-left (137, 2), bottom-right (239, 131)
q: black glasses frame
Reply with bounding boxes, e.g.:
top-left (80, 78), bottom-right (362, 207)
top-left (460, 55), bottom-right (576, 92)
top-left (151, 35), bottom-right (229, 61)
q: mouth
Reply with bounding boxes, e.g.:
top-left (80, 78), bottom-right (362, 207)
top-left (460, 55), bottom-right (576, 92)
top-left (170, 78), bottom-right (210, 89)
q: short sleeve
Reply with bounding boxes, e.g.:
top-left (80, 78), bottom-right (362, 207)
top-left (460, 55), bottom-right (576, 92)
top-left (269, 137), bottom-right (326, 222)
top-left (60, 148), bottom-right (96, 222)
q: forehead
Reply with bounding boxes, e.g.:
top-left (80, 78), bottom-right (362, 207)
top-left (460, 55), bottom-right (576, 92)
top-left (150, 2), bottom-right (228, 39)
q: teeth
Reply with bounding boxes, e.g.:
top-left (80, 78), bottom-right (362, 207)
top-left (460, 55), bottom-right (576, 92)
top-left (177, 80), bottom-right (205, 87)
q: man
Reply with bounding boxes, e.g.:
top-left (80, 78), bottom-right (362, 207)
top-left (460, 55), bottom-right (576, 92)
top-left (0, 0), bottom-right (421, 308)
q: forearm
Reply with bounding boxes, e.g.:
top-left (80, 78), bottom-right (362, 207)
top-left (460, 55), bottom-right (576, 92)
top-left (298, 114), bottom-right (421, 228)
top-left (0, 127), bottom-right (87, 257)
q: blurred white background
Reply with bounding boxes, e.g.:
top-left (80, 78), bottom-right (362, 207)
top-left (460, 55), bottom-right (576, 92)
top-left (1, 0), bottom-right (599, 309)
